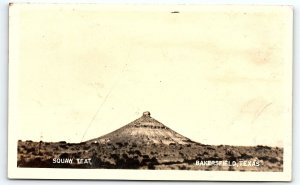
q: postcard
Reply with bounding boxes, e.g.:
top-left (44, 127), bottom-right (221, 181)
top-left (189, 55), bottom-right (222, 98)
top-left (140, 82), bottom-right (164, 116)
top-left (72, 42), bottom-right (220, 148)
top-left (8, 4), bottom-right (293, 181)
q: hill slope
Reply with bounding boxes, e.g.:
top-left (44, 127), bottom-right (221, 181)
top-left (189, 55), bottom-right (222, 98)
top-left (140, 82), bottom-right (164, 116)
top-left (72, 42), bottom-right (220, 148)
top-left (86, 111), bottom-right (194, 145)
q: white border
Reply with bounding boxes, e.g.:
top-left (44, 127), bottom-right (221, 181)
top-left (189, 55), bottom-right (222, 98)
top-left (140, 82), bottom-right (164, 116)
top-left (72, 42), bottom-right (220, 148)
top-left (1, 0), bottom-right (300, 184)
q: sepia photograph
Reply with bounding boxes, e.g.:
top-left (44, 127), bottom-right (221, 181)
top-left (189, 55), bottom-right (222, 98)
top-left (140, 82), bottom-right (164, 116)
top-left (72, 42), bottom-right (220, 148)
top-left (8, 4), bottom-right (292, 181)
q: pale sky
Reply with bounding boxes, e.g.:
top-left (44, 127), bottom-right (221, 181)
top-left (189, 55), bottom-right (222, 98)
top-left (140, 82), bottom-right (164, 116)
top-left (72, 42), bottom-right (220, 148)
top-left (9, 4), bottom-right (292, 146)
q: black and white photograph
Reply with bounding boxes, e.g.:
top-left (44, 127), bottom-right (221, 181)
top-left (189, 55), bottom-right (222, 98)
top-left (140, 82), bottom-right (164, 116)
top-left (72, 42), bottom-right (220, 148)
top-left (7, 3), bottom-right (293, 181)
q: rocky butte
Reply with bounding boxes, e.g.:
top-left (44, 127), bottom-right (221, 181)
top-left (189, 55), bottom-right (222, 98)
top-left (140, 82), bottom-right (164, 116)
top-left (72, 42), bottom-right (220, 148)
top-left (86, 111), bottom-right (194, 146)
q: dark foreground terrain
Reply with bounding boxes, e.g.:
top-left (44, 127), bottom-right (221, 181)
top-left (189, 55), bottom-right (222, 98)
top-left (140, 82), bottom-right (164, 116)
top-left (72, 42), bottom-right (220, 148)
top-left (17, 140), bottom-right (283, 171)
top-left (17, 112), bottom-right (283, 171)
